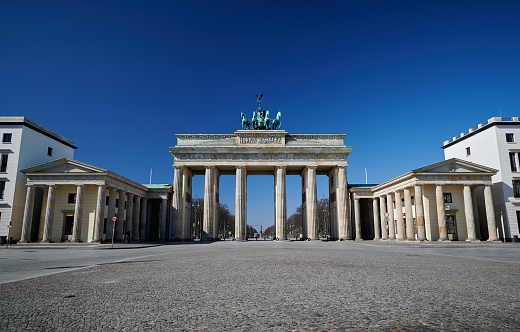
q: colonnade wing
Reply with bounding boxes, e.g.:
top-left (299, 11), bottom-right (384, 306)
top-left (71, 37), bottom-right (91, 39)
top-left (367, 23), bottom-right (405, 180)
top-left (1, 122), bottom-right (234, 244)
top-left (18, 158), bottom-right (166, 244)
top-left (367, 158), bottom-right (499, 242)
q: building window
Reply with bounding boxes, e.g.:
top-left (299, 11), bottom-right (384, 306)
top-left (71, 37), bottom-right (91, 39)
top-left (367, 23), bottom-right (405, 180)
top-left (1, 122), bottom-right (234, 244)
top-left (443, 193), bottom-right (452, 203)
top-left (115, 198), bottom-right (119, 207)
top-left (68, 193), bottom-right (76, 203)
top-left (514, 180), bottom-right (520, 198)
top-left (0, 154), bottom-right (7, 172)
top-left (0, 181), bottom-right (5, 199)
top-left (47, 147), bottom-right (53, 156)
top-left (506, 133), bottom-right (515, 143)
top-left (466, 147), bottom-right (471, 156)
top-left (510, 153), bottom-right (518, 172)
top-left (2, 133), bottom-right (12, 143)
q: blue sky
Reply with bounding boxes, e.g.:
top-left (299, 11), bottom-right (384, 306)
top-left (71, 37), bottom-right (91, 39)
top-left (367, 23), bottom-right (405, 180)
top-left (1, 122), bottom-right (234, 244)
top-left (2, 1), bottom-right (519, 228)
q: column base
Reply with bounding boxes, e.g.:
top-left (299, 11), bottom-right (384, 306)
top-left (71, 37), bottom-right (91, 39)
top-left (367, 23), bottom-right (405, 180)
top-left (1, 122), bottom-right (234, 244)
top-left (465, 238), bottom-right (479, 242)
top-left (487, 238), bottom-right (501, 242)
top-left (355, 238), bottom-right (364, 241)
top-left (438, 238), bottom-right (450, 242)
top-left (91, 239), bottom-right (102, 244)
top-left (70, 239), bottom-right (82, 243)
top-left (373, 237), bottom-right (381, 240)
top-left (18, 239), bottom-right (30, 244)
top-left (417, 238), bottom-right (426, 241)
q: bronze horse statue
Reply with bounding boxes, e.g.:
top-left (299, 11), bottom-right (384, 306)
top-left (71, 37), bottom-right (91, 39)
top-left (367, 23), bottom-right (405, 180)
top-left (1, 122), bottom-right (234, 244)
top-left (271, 111), bottom-right (282, 129)
top-left (241, 112), bottom-right (251, 129)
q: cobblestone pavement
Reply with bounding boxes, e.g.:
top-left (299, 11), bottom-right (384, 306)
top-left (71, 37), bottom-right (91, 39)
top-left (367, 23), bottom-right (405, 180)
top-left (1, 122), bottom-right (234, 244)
top-left (0, 241), bottom-right (519, 331)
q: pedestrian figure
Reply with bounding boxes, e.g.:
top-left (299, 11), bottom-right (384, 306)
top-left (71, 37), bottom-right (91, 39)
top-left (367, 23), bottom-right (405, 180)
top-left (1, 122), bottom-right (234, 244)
top-left (125, 230), bottom-right (131, 244)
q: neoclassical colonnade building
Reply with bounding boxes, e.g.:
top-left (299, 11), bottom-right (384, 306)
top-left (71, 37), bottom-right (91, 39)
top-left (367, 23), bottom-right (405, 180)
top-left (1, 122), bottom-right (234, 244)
top-left (349, 159), bottom-right (500, 242)
top-left (169, 130), bottom-right (353, 241)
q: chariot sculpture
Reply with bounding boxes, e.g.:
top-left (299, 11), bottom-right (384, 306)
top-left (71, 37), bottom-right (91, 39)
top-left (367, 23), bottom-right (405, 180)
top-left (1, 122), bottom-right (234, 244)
top-left (240, 94), bottom-right (281, 130)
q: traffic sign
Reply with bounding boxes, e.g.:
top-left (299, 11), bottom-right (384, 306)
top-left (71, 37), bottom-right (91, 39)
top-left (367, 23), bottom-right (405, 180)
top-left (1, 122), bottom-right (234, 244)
top-left (386, 224), bottom-right (389, 229)
top-left (112, 217), bottom-right (117, 221)
top-left (384, 217), bottom-right (389, 222)
top-left (384, 212), bottom-right (389, 218)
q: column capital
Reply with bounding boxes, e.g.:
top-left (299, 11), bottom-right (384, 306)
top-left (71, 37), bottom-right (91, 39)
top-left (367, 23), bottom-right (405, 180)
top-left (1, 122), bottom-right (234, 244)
top-left (173, 165), bottom-right (183, 170)
top-left (306, 165), bottom-right (318, 170)
top-left (204, 165), bottom-right (216, 170)
top-left (275, 165), bottom-right (287, 170)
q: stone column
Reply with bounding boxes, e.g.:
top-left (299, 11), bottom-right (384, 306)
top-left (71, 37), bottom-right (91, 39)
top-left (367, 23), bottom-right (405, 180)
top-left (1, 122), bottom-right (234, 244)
top-left (414, 185), bottom-right (426, 241)
top-left (19, 185), bottom-right (35, 243)
top-left (212, 168), bottom-right (220, 240)
top-left (395, 191), bottom-right (405, 240)
top-left (172, 166), bottom-right (183, 240)
top-left (472, 187), bottom-right (481, 239)
top-left (462, 185), bottom-right (478, 241)
top-left (116, 190), bottom-right (126, 241)
top-left (373, 198), bottom-right (380, 240)
top-left (484, 185), bottom-right (499, 241)
top-left (92, 185), bottom-right (106, 243)
top-left (306, 166), bottom-right (318, 240)
top-left (337, 166), bottom-right (349, 240)
top-left (125, 193), bottom-right (134, 239)
top-left (379, 196), bottom-right (387, 240)
top-left (404, 188), bottom-right (414, 240)
top-left (275, 166), bottom-right (287, 240)
top-left (354, 197), bottom-right (362, 240)
top-left (386, 193), bottom-right (395, 239)
top-left (42, 185), bottom-right (56, 243)
top-left (235, 166), bottom-right (247, 240)
top-left (133, 196), bottom-right (141, 241)
top-left (71, 184), bottom-right (84, 242)
top-left (106, 187), bottom-right (117, 241)
top-left (160, 197), bottom-right (168, 241)
top-left (203, 166), bottom-right (215, 240)
top-left (140, 198), bottom-right (148, 241)
top-left (182, 168), bottom-right (193, 240)
top-left (436, 184), bottom-right (448, 241)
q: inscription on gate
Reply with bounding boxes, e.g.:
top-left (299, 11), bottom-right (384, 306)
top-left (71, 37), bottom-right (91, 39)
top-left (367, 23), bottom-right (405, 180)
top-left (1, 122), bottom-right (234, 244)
top-left (239, 136), bottom-right (283, 144)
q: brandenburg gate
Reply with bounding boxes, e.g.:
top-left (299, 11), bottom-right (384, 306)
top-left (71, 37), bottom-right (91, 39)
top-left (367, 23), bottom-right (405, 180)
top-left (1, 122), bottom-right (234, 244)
top-left (169, 97), bottom-right (352, 241)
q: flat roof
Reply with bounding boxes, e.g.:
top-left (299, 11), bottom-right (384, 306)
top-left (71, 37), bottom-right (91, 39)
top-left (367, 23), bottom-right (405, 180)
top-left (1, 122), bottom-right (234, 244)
top-left (0, 116), bottom-right (77, 149)
top-left (442, 116), bottom-right (520, 149)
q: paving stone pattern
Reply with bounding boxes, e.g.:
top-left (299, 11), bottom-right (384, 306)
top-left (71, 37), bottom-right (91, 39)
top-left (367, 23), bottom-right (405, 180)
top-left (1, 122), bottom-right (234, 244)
top-left (1, 243), bottom-right (519, 331)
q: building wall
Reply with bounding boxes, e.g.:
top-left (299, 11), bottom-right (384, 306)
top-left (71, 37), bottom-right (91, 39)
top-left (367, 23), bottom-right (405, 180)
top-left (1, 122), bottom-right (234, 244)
top-left (0, 124), bottom-right (24, 237)
top-left (444, 123), bottom-right (520, 239)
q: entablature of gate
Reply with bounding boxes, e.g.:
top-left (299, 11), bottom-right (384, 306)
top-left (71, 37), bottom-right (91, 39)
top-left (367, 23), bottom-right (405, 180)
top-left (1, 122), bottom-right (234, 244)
top-left (169, 130), bottom-right (352, 175)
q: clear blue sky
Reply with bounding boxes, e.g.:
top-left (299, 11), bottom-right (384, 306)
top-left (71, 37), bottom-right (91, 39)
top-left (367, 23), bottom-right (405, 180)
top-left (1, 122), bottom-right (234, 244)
top-left (2, 1), bottom-right (519, 228)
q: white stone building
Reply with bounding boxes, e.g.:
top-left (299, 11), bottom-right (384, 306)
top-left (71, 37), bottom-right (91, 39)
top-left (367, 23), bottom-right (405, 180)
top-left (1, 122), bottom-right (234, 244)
top-left (0, 117), bottom-right (76, 241)
top-left (443, 116), bottom-right (520, 241)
